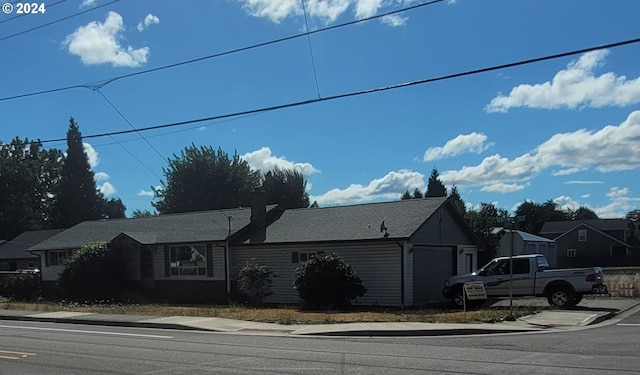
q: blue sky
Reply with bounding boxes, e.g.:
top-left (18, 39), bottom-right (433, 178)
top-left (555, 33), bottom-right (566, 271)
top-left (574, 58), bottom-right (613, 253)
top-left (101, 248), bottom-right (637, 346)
top-left (1, 0), bottom-right (640, 218)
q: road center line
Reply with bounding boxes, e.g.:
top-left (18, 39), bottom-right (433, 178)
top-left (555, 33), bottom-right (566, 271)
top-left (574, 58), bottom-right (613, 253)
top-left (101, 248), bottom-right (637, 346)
top-left (617, 323), bottom-right (640, 326)
top-left (0, 325), bottom-right (173, 339)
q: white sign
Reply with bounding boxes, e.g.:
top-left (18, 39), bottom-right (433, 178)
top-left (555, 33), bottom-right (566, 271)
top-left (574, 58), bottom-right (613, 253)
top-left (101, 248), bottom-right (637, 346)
top-left (464, 282), bottom-right (487, 300)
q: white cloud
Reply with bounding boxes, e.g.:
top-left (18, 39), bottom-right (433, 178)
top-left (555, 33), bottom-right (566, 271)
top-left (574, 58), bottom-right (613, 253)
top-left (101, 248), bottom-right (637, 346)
top-left (99, 182), bottom-right (116, 196)
top-left (80, 0), bottom-right (97, 9)
top-left (241, 147), bottom-right (319, 175)
top-left (581, 194), bottom-right (590, 199)
top-left (440, 110), bottom-right (640, 190)
top-left (83, 142), bottom-right (99, 168)
top-left (94, 172), bottom-right (110, 182)
top-left (423, 132), bottom-right (492, 161)
top-left (380, 14), bottom-right (408, 27)
top-left (138, 189), bottom-right (155, 197)
top-left (137, 13), bottom-right (160, 32)
top-left (553, 195), bottom-right (581, 212)
top-left (480, 183), bottom-right (526, 193)
top-left (594, 187), bottom-right (640, 218)
top-left (486, 49), bottom-right (640, 113)
top-left (235, 0), bottom-right (408, 26)
top-left (564, 180), bottom-right (603, 185)
top-left (311, 169), bottom-right (425, 205)
top-left (64, 11), bottom-right (151, 68)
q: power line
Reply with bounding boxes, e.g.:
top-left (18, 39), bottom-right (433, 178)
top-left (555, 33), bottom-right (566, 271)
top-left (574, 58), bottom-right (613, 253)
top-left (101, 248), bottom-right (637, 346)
top-left (36, 36), bottom-right (640, 145)
top-left (0, 0), bottom-right (446, 102)
top-left (0, 0), bottom-right (120, 42)
top-left (301, 0), bottom-right (321, 99)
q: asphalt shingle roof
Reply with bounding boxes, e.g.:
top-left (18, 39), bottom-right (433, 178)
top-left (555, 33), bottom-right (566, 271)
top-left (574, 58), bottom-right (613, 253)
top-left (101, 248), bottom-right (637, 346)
top-left (540, 219), bottom-right (631, 234)
top-left (258, 197), bottom-right (449, 243)
top-left (0, 229), bottom-right (65, 259)
top-left (28, 208), bottom-right (254, 252)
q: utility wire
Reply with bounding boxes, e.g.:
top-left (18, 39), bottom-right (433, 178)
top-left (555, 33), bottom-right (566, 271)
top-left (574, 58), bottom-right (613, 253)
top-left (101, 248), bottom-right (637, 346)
top-left (36, 36), bottom-right (640, 145)
top-left (0, 0), bottom-right (446, 102)
top-left (0, 0), bottom-right (70, 25)
top-left (96, 88), bottom-right (167, 163)
top-left (301, 0), bottom-right (321, 99)
top-left (0, 0), bottom-right (120, 42)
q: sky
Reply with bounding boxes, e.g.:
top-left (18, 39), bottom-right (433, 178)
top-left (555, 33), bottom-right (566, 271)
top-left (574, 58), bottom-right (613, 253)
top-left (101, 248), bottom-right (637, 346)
top-left (1, 0), bottom-right (640, 218)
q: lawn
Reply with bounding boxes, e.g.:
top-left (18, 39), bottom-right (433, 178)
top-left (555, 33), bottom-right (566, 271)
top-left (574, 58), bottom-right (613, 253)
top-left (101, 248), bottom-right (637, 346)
top-left (1, 299), bottom-right (542, 325)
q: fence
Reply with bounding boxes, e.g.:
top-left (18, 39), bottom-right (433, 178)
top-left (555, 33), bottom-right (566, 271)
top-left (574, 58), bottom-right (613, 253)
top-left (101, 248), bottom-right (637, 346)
top-left (603, 267), bottom-right (640, 297)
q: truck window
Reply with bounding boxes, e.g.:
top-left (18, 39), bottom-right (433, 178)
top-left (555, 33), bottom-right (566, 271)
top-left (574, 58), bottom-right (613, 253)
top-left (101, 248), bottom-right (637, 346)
top-left (483, 260), bottom-right (509, 275)
top-left (512, 259), bottom-right (530, 274)
top-left (536, 256), bottom-right (549, 270)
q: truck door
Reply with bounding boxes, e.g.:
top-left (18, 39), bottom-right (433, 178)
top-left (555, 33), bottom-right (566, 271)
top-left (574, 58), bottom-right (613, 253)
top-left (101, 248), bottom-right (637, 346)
top-left (511, 259), bottom-right (534, 295)
top-left (480, 259), bottom-right (511, 296)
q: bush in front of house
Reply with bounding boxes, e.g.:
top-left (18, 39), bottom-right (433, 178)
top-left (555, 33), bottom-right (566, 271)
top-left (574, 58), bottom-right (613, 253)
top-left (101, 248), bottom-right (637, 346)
top-left (294, 253), bottom-right (367, 310)
top-left (238, 260), bottom-right (275, 306)
top-left (58, 241), bottom-right (126, 302)
top-left (5, 272), bottom-right (41, 301)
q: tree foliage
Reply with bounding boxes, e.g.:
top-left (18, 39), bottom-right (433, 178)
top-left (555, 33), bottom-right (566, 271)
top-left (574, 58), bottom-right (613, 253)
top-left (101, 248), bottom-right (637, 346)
top-left (5, 272), bottom-right (41, 301)
top-left (425, 167), bottom-right (447, 197)
top-left (294, 253), bottom-right (367, 310)
top-left (58, 241), bottom-right (126, 302)
top-left (515, 200), bottom-right (570, 235)
top-left (570, 206), bottom-right (598, 220)
top-left (465, 203), bottom-right (509, 260)
top-left (449, 185), bottom-right (466, 214)
top-left (153, 145), bottom-right (311, 214)
top-left (131, 209), bottom-right (158, 218)
top-left (238, 260), bottom-right (275, 306)
top-left (627, 209), bottom-right (640, 222)
top-left (262, 167), bottom-right (310, 209)
top-left (0, 137), bottom-right (62, 240)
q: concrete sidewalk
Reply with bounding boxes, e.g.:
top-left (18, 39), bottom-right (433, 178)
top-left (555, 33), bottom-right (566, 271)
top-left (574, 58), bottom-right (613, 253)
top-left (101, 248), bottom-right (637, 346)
top-left (1, 298), bottom-right (638, 337)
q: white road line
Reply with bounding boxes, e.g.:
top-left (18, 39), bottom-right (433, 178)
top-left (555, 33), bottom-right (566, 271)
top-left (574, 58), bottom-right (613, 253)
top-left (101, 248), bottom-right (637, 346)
top-left (0, 350), bottom-right (37, 360)
top-left (0, 325), bottom-right (173, 339)
top-left (617, 323), bottom-right (640, 326)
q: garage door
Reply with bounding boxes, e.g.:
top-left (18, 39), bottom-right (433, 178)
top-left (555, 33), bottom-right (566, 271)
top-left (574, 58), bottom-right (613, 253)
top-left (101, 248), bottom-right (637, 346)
top-left (412, 246), bottom-right (453, 305)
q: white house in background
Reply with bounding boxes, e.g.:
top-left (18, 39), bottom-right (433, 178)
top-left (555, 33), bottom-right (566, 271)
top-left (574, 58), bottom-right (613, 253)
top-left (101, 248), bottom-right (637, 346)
top-left (493, 228), bottom-right (558, 267)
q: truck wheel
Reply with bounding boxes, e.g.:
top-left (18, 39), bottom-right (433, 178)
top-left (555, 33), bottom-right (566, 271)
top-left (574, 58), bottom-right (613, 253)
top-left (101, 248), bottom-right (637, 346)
top-left (451, 287), bottom-right (465, 308)
top-left (567, 293), bottom-right (583, 308)
top-left (547, 287), bottom-right (574, 308)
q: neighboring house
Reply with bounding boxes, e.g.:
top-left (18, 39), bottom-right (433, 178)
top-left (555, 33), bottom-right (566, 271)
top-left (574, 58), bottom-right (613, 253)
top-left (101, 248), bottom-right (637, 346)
top-left (493, 228), bottom-right (558, 267)
top-left (0, 229), bottom-right (64, 271)
top-left (231, 197), bottom-right (480, 307)
top-left (29, 196), bottom-right (480, 306)
top-left (540, 219), bottom-right (640, 267)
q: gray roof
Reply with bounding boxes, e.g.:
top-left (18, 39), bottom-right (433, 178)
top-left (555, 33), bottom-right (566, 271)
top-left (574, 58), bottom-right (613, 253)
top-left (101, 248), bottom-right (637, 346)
top-left (29, 208), bottom-right (255, 252)
top-left (256, 197), bottom-right (450, 243)
top-left (540, 219), bottom-right (631, 234)
top-left (516, 230), bottom-right (555, 243)
top-left (0, 229), bottom-right (65, 259)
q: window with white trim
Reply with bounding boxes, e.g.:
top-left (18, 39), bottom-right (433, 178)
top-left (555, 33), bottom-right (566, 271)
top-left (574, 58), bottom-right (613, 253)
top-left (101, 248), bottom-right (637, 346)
top-left (567, 248), bottom-right (576, 258)
top-left (291, 251), bottom-right (325, 263)
top-left (170, 245), bottom-right (206, 276)
top-left (578, 230), bottom-right (587, 242)
top-left (48, 250), bottom-right (69, 266)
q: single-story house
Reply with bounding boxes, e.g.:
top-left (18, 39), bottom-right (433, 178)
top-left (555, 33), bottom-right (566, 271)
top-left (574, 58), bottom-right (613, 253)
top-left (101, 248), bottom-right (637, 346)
top-left (539, 219), bottom-right (640, 267)
top-left (29, 196), bottom-right (480, 306)
top-left (493, 228), bottom-right (558, 267)
top-left (231, 196), bottom-right (480, 307)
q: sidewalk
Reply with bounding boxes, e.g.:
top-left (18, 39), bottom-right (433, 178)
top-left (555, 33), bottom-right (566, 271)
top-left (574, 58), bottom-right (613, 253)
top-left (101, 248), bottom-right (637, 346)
top-left (2, 298), bottom-right (639, 337)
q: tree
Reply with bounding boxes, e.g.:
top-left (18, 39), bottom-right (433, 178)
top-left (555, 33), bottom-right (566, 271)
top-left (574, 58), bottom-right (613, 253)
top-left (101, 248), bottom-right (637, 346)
top-left (131, 209), bottom-right (158, 218)
top-left (425, 167), bottom-right (447, 197)
top-left (262, 167), bottom-right (310, 209)
top-left (465, 202), bottom-right (509, 260)
top-left (238, 260), bottom-right (275, 306)
top-left (515, 200), bottom-right (570, 235)
top-left (401, 190), bottom-right (412, 200)
top-left (102, 198), bottom-right (126, 219)
top-left (52, 118), bottom-right (104, 228)
top-left (626, 209), bottom-right (640, 221)
top-left (0, 137), bottom-right (62, 240)
top-left (153, 145), bottom-right (261, 214)
top-left (294, 253), bottom-right (367, 310)
top-left (571, 206), bottom-right (598, 220)
top-left (57, 241), bottom-right (125, 302)
top-left (449, 185), bottom-right (466, 214)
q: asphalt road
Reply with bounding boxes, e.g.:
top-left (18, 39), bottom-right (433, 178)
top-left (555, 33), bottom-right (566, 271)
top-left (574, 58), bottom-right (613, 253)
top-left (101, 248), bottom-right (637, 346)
top-left (1, 309), bottom-right (640, 375)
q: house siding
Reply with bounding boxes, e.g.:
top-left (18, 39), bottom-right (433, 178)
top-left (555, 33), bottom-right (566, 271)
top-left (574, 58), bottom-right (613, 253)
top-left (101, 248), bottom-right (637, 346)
top-left (557, 227), bottom-right (631, 267)
top-left (232, 242), bottom-right (402, 306)
top-left (410, 206), bottom-right (476, 246)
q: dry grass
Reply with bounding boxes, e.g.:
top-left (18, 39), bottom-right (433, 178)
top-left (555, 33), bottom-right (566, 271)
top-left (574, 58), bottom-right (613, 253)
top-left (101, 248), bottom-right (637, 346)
top-left (0, 299), bottom-right (539, 325)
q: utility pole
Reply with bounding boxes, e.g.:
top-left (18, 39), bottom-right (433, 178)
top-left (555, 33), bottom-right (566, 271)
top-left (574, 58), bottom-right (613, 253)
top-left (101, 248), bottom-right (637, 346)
top-left (499, 215), bottom-right (525, 319)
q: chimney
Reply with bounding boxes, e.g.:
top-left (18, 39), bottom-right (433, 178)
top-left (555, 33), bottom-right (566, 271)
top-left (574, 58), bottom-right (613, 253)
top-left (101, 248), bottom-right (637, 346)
top-left (250, 189), bottom-right (266, 243)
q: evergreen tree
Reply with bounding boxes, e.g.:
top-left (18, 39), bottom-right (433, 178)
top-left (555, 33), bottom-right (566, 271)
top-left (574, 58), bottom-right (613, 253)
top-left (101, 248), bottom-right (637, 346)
top-left (52, 118), bottom-right (104, 228)
top-left (425, 167), bottom-right (447, 197)
top-left (401, 190), bottom-right (412, 200)
top-left (412, 188), bottom-right (424, 199)
top-left (262, 167), bottom-right (310, 208)
top-left (449, 185), bottom-right (466, 214)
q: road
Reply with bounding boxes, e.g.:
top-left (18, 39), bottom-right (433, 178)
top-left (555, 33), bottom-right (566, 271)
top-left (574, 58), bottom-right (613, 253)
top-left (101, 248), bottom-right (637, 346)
top-left (1, 309), bottom-right (640, 375)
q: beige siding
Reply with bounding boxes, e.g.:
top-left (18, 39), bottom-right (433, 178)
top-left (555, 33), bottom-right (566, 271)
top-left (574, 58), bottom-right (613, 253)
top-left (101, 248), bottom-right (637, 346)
top-left (411, 206), bottom-right (475, 245)
top-left (232, 242), bottom-right (402, 306)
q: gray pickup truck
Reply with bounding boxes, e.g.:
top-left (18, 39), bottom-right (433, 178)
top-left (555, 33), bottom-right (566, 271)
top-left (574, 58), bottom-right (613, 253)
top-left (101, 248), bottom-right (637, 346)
top-left (442, 254), bottom-right (608, 308)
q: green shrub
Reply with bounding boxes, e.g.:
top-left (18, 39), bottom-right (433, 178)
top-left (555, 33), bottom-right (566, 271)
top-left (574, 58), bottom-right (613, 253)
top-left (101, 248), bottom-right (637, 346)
top-left (294, 253), bottom-right (366, 310)
top-left (238, 261), bottom-right (275, 306)
top-left (57, 241), bottom-right (125, 302)
top-left (6, 273), bottom-right (41, 301)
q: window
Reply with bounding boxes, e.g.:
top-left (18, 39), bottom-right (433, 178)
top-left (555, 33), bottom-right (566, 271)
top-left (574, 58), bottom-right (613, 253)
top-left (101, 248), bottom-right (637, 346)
top-left (291, 251), bottom-right (325, 263)
top-left (578, 230), bottom-right (587, 242)
top-left (48, 250), bottom-right (69, 266)
top-left (170, 245), bottom-right (206, 276)
top-left (512, 259), bottom-right (530, 274)
top-left (567, 249), bottom-right (576, 258)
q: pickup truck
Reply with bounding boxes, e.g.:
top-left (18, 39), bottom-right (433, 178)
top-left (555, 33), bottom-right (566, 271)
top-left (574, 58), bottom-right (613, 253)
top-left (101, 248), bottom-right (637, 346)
top-left (442, 254), bottom-right (608, 308)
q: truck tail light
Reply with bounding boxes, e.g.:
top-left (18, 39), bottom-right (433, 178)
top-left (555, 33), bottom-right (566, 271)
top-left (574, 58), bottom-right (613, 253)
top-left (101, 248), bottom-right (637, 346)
top-left (586, 274), bottom-right (596, 282)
